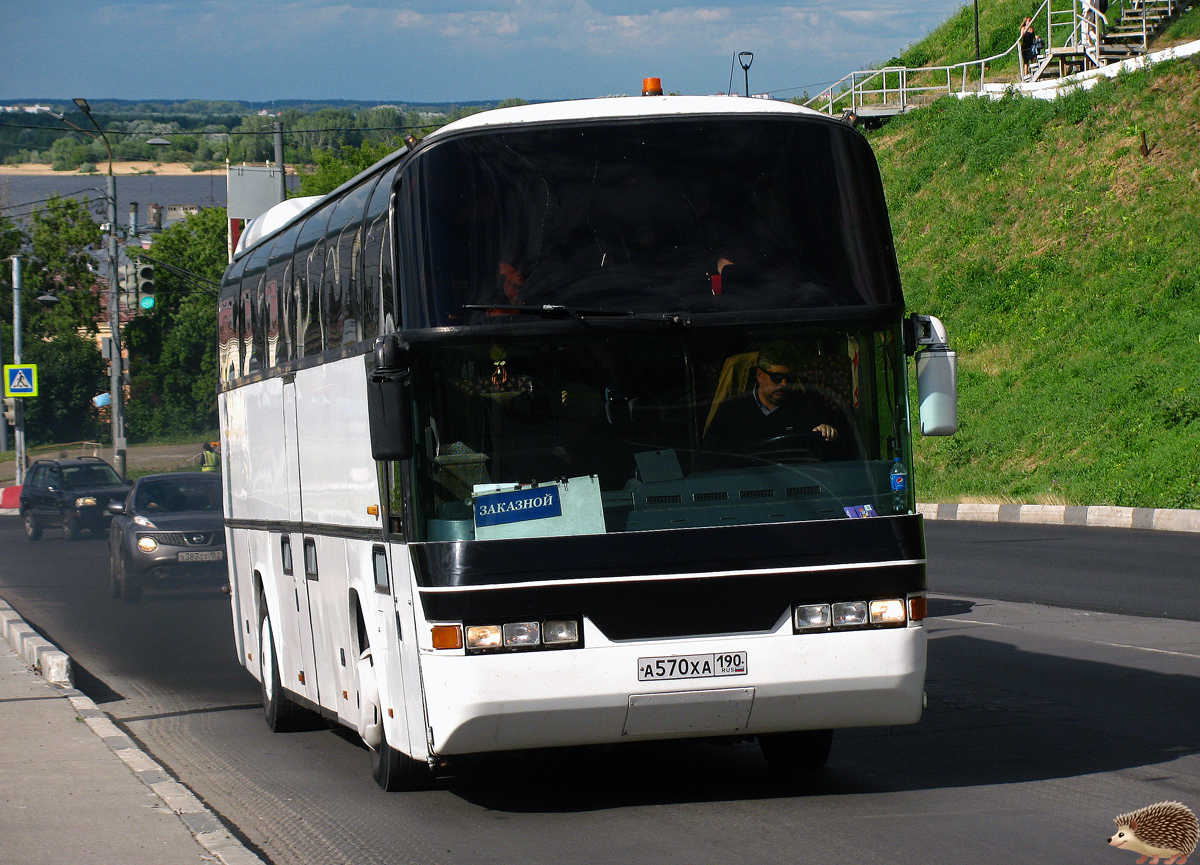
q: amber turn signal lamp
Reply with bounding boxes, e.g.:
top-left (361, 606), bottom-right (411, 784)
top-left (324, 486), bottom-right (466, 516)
top-left (908, 595), bottom-right (928, 621)
top-left (431, 624), bottom-right (464, 649)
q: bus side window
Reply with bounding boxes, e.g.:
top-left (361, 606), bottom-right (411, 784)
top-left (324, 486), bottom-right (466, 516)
top-left (281, 535), bottom-right (293, 575)
top-left (303, 538), bottom-right (318, 580)
top-left (295, 202), bottom-right (335, 358)
top-left (324, 240), bottom-right (344, 349)
top-left (372, 546), bottom-right (389, 593)
top-left (305, 238), bottom-right (326, 356)
top-left (363, 165), bottom-right (398, 335)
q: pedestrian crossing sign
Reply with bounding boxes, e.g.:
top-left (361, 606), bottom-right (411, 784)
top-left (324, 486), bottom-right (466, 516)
top-left (4, 364), bottom-right (38, 398)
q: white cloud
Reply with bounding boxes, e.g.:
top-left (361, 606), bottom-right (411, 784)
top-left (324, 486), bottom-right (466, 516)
top-left (0, 0), bottom-right (969, 102)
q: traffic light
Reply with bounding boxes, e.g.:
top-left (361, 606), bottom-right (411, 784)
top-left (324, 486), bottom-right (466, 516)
top-left (3, 398), bottom-right (14, 424)
top-left (117, 264), bottom-right (136, 310)
top-left (136, 262), bottom-right (155, 310)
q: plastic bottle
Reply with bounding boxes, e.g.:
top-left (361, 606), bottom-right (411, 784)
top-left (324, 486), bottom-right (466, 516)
top-left (890, 457), bottom-right (908, 514)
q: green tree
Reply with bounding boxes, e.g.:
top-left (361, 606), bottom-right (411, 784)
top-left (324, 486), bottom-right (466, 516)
top-left (297, 141), bottom-right (397, 196)
top-left (20, 331), bottom-right (108, 446)
top-left (123, 207), bottom-right (227, 438)
top-left (25, 194), bottom-right (103, 338)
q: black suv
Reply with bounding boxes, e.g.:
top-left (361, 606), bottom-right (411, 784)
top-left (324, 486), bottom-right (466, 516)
top-left (19, 457), bottom-right (133, 541)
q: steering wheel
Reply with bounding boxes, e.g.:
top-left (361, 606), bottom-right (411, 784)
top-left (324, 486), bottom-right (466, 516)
top-left (748, 430), bottom-right (826, 462)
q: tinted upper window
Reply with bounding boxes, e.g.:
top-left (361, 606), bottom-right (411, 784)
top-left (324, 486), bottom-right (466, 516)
top-left (398, 116), bottom-right (901, 328)
top-left (134, 477), bottom-right (222, 513)
top-left (60, 463), bottom-right (122, 489)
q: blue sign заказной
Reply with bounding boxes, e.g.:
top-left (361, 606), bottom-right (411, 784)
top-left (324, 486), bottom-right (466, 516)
top-left (474, 486), bottom-right (563, 528)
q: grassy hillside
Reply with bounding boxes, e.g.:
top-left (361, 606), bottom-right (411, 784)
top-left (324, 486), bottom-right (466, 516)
top-left (867, 54), bottom-right (1200, 508)
top-left (886, 1), bottom-right (1200, 79)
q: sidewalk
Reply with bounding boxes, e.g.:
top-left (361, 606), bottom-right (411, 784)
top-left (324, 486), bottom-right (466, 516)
top-left (0, 600), bottom-right (264, 865)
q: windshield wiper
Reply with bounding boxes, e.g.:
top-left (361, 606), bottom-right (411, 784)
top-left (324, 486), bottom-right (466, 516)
top-left (463, 304), bottom-right (691, 326)
top-left (463, 303), bottom-right (625, 318)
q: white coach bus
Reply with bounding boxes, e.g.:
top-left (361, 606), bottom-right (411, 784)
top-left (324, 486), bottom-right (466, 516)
top-left (218, 91), bottom-right (958, 790)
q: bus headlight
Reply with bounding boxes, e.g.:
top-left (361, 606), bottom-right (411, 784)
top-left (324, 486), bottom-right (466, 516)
top-left (831, 601), bottom-right (868, 627)
top-left (793, 604), bottom-right (831, 631)
top-left (465, 625), bottom-right (502, 649)
top-left (869, 599), bottom-right (907, 626)
top-left (542, 619), bottom-right (580, 646)
top-left (503, 621), bottom-right (540, 647)
top-left (458, 618), bottom-right (583, 652)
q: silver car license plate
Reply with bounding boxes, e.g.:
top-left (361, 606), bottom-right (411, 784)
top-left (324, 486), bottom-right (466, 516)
top-left (177, 550), bottom-right (224, 562)
top-left (637, 652), bottom-right (747, 682)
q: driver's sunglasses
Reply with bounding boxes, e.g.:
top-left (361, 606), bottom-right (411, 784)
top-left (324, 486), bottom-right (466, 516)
top-left (758, 368), bottom-right (796, 385)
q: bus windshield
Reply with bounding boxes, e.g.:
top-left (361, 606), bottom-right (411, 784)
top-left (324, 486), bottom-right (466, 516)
top-left (409, 322), bottom-right (907, 542)
top-left (397, 116), bottom-right (901, 328)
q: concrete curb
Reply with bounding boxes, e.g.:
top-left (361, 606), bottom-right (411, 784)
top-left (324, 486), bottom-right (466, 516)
top-left (0, 598), bottom-right (266, 865)
top-left (917, 502), bottom-right (1200, 533)
top-left (0, 600), bottom-right (71, 684)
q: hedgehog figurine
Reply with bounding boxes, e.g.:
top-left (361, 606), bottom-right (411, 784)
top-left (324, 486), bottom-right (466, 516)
top-left (1108, 801), bottom-right (1199, 864)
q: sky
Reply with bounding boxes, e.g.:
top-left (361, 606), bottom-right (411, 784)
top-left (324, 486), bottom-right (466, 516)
top-left (0, 0), bottom-right (967, 104)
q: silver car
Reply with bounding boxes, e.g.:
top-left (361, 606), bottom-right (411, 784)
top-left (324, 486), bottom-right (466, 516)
top-left (107, 472), bottom-right (226, 602)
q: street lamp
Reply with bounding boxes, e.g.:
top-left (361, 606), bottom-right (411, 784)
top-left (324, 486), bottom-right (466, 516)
top-left (738, 52), bottom-right (754, 97)
top-left (72, 98), bottom-right (126, 480)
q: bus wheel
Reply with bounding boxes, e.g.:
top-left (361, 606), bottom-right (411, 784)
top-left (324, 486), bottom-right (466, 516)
top-left (759, 729), bottom-right (833, 773)
top-left (259, 612), bottom-right (309, 732)
top-left (371, 725), bottom-right (430, 792)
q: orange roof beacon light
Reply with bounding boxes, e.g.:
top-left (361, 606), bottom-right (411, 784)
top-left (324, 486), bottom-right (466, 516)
top-left (642, 77), bottom-right (664, 96)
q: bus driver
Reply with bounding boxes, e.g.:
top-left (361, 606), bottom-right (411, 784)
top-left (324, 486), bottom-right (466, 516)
top-left (704, 341), bottom-right (843, 463)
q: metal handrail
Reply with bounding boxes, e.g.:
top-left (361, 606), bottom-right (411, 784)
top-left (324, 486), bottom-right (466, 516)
top-left (803, 0), bottom-right (1153, 115)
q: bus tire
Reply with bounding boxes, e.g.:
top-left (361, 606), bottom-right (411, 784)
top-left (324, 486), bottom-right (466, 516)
top-left (371, 725), bottom-right (430, 792)
top-left (259, 612), bottom-right (309, 733)
top-left (759, 729), bottom-right (833, 773)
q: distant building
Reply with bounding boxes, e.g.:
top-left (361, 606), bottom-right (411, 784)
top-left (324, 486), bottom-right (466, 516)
top-left (165, 204), bottom-right (200, 223)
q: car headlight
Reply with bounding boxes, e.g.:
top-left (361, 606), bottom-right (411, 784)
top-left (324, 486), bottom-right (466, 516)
top-left (75, 496), bottom-right (97, 507)
top-left (137, 537), bottom-right (158, 553)
top-left (133, 515), bottom-right (157, 528)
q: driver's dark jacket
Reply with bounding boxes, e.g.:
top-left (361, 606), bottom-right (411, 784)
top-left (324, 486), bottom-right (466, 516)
top-left (703, 386), bottom-right (842, 463)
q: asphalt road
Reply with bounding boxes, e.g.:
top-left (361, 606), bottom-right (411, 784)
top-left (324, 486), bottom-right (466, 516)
top-left (0, 516), bottom-right (1197, 865)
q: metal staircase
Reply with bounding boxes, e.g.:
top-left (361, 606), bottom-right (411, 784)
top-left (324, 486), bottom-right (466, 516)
top-left (805, 0), bottom-right (1197, 116)
top-left (1027, 0), bottom-right (1196, 80)
top-left (1103, 0), bottom-right (1197, 57)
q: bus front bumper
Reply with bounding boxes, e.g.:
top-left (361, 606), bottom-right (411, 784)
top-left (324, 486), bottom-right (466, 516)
top-left (420, 623), bottom-right (926, 756)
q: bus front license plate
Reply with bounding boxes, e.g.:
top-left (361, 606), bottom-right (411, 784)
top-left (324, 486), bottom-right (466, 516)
top-left (638, 652), bottom-right (747, 682)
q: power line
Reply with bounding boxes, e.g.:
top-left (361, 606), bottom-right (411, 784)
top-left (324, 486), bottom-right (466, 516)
top-left (0, 122), bottom-right (439, 137)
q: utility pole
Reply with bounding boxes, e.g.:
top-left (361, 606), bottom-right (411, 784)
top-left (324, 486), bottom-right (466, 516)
top-left (11, 256), bottom-right (26, 485)
top-left (974, 0), bottom-right (981, 61)
top-left (74, 98), bottom-right (126, 479)
top-left (273, 121), bottom-right (286, 203)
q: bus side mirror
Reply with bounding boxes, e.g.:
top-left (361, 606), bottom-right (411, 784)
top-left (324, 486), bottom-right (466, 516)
top-left (909, 314), bottom-right (957, 436)
top-left (916, 347), bottom-right (957, 435)
top-left (367, 334), bottom-right (414, 461)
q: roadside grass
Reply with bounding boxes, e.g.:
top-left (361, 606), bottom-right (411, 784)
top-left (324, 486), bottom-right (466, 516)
top-left (1161, 5), bottom-right (1200, 42)
top-left (872, 56), bottom-right (1200, 507)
